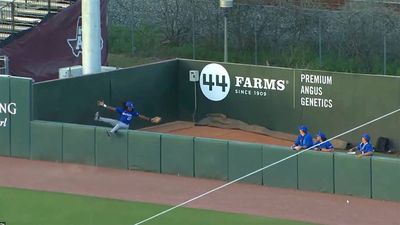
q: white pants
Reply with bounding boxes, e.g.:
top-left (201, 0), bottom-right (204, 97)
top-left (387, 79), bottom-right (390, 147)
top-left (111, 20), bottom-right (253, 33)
top-left (98, 117), bottom-right (129, 133)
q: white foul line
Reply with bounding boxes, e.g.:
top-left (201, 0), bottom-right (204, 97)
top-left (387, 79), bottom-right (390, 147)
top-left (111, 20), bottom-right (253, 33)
top-left (133, 108), bottom-right (400, 225)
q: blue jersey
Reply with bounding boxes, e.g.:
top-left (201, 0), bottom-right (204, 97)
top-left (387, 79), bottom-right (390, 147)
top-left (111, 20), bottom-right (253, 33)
top-left (314, 140), bottom-right (334, 150)
top-left (294, 133), bottom-right (313, 148)
top-left (357, 142), bottom-right (374, 154)
top-left (116, 107), bottom-right (139, 125)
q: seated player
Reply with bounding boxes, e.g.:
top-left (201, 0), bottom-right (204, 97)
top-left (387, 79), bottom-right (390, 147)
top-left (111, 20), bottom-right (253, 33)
top-left (94, 100), bottom-right (160, 136)
top-left (355, 134), bottom-right (374, 157)
top-left (291, 125), bottom-right (313, 151)
top-left (314, 132), bottom-right (334, 152)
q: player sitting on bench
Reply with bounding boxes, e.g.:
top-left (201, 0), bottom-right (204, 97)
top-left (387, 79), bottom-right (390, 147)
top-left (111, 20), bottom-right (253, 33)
top-left (313, 132), bottom-right (334, 152)
top-left (349, 134), bottom-right (374, 157)
top-left (291, 125), bottom-right (313, 151)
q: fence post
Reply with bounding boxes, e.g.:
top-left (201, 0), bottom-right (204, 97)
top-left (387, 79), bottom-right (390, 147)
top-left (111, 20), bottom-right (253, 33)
top-left (224, 10), bottom-right (228, 62)
top-left (130, 1), bottom-right (135, 55)
top-left (319, 16), bottom-right (322, 67)
top-left (4, 56), bottom-right (9, 75)
top-left (383, 34), bottom-right (387, 75)
top-left (47, 0), bottom-right (51, 14)
top-left (192, 0), bottom-right (196, 60)
top-left (254, 19), bottom-right (258, 65)
top-left (10, 2), bottom-right (15, 33)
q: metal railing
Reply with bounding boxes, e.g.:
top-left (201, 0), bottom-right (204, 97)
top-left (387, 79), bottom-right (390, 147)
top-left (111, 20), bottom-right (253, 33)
top-left (0, 55), bottom-right (9, 75)
top-left (0, 0), bottom-right (77, 41)
top-left (0, 1), bottom-right (15, 38)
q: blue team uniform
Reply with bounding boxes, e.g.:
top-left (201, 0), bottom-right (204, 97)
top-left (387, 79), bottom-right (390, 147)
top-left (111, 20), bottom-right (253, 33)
top-left (314, 140), bottom-right (334, 150)
top-left (357, 134), bottom-right (374, 154)
top-left (116, 107), bottom-right (139, 125)
top-left (294, 133), bottom-right (313, 148)
top-left (314, 132), bottom-right (334, 150)
top-left (293, 125), bottom-right (313, 149)
top-left (357, 142), bottom-right (374, 154)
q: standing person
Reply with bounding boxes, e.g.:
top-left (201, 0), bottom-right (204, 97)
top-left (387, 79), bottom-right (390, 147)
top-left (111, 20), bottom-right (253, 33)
top-left (314, 132), bottom-right (334, 152)
top-left (291, 125), bottom-right (313, 151)
top-left (94, 100), bottom-right (161, 136)
top-left (349, 134), bottom-right (374, 157)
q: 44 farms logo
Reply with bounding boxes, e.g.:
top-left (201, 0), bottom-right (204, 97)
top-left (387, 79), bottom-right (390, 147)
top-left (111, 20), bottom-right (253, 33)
top-left (199, 63), bottom-right (288, 101)
top-left (200, 64), bottom-right (231, 101)
top-left (67, 16), bottom-right (104, 58)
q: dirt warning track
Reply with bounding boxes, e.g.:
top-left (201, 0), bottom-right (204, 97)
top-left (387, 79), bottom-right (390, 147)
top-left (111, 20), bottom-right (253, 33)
top-left (0, 156), bottom-right (399, 225)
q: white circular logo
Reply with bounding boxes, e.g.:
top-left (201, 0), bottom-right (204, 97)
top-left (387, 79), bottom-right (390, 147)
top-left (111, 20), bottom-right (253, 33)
top-left (199, 63), bottom-right (231, 101)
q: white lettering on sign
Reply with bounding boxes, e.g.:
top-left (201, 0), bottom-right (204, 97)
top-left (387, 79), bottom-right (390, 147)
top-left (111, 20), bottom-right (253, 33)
top-left (0, 102), bottom-right (16, 128)
top-left (199, 63), bottom-right (289, 99)
top-left (0, 103), bottom-right (16, 115)
top-left (234, 76), bottom-right (286, 91)
top-left (300, 74), bottom-right (333, 85)
top-left (299, 73), bottom-right (333, 109)
top-left (0, 118), bottom-right (7, 127)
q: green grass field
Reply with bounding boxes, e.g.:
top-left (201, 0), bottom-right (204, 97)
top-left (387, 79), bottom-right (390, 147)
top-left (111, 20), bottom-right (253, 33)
top-left (0, 186), bottom-right (316, 225)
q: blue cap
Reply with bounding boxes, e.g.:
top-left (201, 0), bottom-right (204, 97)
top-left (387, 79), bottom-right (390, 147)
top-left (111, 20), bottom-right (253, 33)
top-left (125, 101), bottom-right (135, 109)
top-left (299, 125), bottom-right (308, 133)
top-left (317, 132), bottom-right (326, 140)
top-left (362, 134), bottom-right (371, 142)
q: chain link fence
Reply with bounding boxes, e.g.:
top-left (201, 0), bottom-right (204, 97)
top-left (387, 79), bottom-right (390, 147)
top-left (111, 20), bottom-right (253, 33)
top-left (108, 0), bottom-right (400, 75)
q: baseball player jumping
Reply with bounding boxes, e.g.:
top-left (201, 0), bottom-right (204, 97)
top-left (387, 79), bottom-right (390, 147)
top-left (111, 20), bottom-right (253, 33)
top-left (94, 100), bottom-right (161, 136)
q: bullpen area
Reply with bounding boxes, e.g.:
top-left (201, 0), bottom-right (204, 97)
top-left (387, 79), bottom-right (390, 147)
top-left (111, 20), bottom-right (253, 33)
top-left (1, 59), bottom-right (400, 225)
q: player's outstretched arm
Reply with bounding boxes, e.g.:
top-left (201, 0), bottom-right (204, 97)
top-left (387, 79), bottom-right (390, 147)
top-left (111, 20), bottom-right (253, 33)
top-left (139, 114), bottom-right (162, 124)
top-left (97, 100), bottom-right (116, 112)
top-left (139, 114), bottom-right (151, 122)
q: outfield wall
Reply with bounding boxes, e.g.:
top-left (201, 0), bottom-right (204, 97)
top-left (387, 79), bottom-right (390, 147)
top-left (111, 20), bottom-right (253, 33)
top-left (33, 60), bottom-right (179, 129)
top-left (25, 120), bottom-right (400, 202)
top-left (0, 75), bottom-right (32, 158)
top-left (31, 59), bottom-right (400, 149)
top-left (177, 59), bottom-right (400, 150)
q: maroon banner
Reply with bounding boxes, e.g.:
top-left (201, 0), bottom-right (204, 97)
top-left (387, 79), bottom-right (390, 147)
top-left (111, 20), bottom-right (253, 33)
top-left (0, 0), bottom-right (108, 82)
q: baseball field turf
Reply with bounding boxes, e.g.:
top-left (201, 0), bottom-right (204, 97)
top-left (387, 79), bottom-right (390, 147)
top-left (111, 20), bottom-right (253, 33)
top-left (0, 186), bottom-right (315, 225)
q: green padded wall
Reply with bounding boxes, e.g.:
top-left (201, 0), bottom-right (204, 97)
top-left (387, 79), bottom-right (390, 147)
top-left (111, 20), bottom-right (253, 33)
top-left (297, 69), bottom-right (400, 151)
top-left (62, 123), bottom-right (95, 165)
top-left (334, 153), bottom-right (371, 198)
top-left (228, 141), bottom-right (262, 185)
top-left (34, 60), bottom-right (179, 129)
top-left (95, 127), bottom-right (128, 169)
top-left (128, 131), bottom-right (161, 172)
top-left (161, 134), bottom-right (194, 177)
top-left (109, 61), bottom-right (179, 129)
top-left (178, 59), bottom-right (400, 150)
top-left (30, 121), bottom-right (62, 162)
top-left (194, 138), bottom-right (228, 180)
top-left (298, 151), bottom-right (334, 193)
top-left (372, 157), bottom-right (400, 201)
top-left (263, 145), bottom-right (298, 189)
top-left (178, 60), bottom-right (299, 133)
top-left (0, 76), bottom-right (10, 156)
top-left (10, 77), bottom-right (32, 158)
top-left (33, 73), bottom-right (112, 125)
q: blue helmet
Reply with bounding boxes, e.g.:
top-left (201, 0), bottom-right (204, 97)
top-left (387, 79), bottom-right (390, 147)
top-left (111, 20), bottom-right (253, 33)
top-left (362, 134), bottom-right (371, 142)
top-left (317, 132), bottom-right (326, 140)
top-left (299, 125), bottom-right (308, 133)
top-left (125, 101), bottom-right (135, 109)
